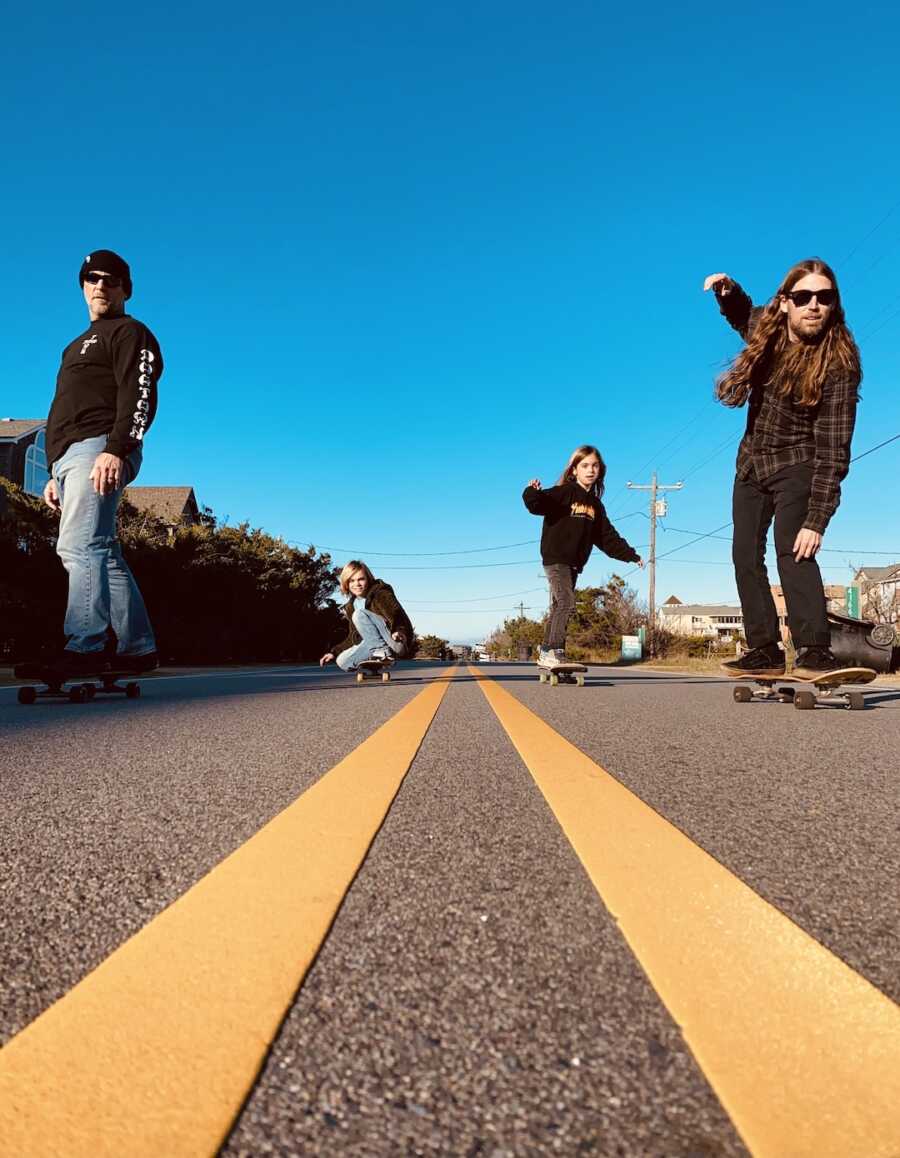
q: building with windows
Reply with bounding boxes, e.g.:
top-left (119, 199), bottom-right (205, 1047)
top-left (658, 600), bottom-right (745, 640)
top-left (852, 564), bottom-right (900, 623)
top-left (0, 419), bottom-right (50, 497)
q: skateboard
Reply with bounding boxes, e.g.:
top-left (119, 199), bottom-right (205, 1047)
top-left (538, 662), bottom-right (588, 687)
top-left (17, 668), bottom-right (143, 705)
top-left (731, 666), bottom-right (877, 711)
top-left (355, 658), bottom-right (393, 684)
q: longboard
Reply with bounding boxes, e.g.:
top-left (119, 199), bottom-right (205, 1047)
top-left (355, 658), bottom-right (393, 684)
top-left (17, 669), bottom-right (143, 705)
top-left (538, 662), bottom-right (588, 687)
top-left (731, 666), bottom-right (876, 711)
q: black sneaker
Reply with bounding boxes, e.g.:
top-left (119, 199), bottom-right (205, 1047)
top-left (115, 650), bottom-right (159, 673)
top-left (792, 646), bottom-right (843, 680)
top-left (720, 644), bottom-right (785, 679)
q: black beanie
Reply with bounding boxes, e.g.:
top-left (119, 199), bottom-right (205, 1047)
top-left (79, 249), bottom-right (132, 297)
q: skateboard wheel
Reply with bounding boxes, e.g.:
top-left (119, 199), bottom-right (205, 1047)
top-left (733, 686), bottom-right (752, 703)
top-left (381, 672), bottom-right (390, 683)
top-left (125, 682), bottom-right (141, 699)
top-left (549, 673), bottom-right (559, 686)
top-left (575, 674), bottom-right (585, 687)
top-left (794, 690), bottom-right (816, 711)
top-left (356, 672), bottom-right (364, 683)
top-left (538, 671), bottom-right (547, 683)
top-left (69, 686), bottom-right (89, 703)
top-left (846, 691), bottom-right (864, 711)
top-left (17, 686), bottom-right (37, 705)
top-left (85, 684), bottom-right (97, 699)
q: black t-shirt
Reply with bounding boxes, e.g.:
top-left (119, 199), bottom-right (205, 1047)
top-left (45, 313), bottom-right (163, 469)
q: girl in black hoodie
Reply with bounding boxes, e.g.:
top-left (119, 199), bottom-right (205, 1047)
top-left (523, 444), bottom-right (643, 669)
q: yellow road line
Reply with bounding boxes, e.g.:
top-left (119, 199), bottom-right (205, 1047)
top-left (470, 666), bottom-right (900, 1158)
top-left (0, 675), bottom-right (453, 1158)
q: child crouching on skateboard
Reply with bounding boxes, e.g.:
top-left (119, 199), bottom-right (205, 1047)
top-left (523, 444), bottom-right (644, 670)
top-left (319, 560), bottom-right (414, 672)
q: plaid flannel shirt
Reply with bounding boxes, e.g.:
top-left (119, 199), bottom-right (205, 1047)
top-left (718, 284), bottom-right (860, 535)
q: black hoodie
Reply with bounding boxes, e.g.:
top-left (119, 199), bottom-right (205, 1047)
top-left (523, 481), bottom-right (640, 572)
top-left (45, 313), bottom-right (162, 469)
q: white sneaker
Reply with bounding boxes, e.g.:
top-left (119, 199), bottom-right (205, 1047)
top-left (537, 647), bottom-right (558, 669)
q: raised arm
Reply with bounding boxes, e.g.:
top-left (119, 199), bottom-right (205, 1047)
top-left (703, 272), bottom-right (754, 339)
top-left (522, 481), bottom-right (567, 517)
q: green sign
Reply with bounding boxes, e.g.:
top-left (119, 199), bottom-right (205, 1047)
top-left (847, 585), bottom-right (860, 618)
top-left (621, 634), bottom-right (642, 659)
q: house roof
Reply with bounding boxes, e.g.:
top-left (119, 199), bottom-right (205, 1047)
top-left (662, 595), bottom-right (683, 605)
top-left (854, 564), bottom-right (900, 582)
top-left (0, 419), bottom-right (45, 440)
top-left (659, 603), bottom-right (743, 618)
top-left (124, 486), bottom-right (199, 524)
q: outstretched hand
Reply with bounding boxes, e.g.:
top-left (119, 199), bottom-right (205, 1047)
top-left (636, 557), bottom-right (646, 569)
top-left (527, 478), bottom-right (542, 490)
top-left (793, 528), bottom-right (822, 562)
top-left (703, 273), bottom-right (735, 296)
top-left (319, 652), bottom-right (335, 666)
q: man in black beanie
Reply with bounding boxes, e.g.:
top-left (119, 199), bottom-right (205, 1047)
top-left (16, 250), bottom-right (163, 678)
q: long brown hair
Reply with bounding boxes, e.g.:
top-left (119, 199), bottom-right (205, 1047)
top-left (716, 258), bottom-right (861, 408)
top-left (555, 444), bottom-right (607, 497)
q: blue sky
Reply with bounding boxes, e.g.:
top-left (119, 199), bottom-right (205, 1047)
top-left (3, 1), bottom-right (899, 642)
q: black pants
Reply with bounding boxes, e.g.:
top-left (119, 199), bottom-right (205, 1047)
top-left (732, 463), bottom-right (829, 649)
top-left (543, 564), bottom-right (577, 649)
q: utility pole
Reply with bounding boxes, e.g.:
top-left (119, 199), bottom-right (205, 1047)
top-left (626, 472), bottom-right (684, 655)
top-left (516, 601), bottom-right (526, 619)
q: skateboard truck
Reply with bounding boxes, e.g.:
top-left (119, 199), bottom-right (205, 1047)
top-left (355, 658), bottom-right (392, 684)
top-left (538, 663), bottom-right (587, 687)
top-left (732, 667), bottom-right (875, 711)
top-left (17, 671), bottom-right (143, 705)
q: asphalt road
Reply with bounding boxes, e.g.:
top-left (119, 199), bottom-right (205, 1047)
top-left (1, 661), bottom-right (898, 1157)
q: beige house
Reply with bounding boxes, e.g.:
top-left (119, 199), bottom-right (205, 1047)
top-left (123, 486), bottom-right (201, 533)
top-left (853, 564), bottom-right (900, 623)
top-left (659, 599), bottom-right (745, 641)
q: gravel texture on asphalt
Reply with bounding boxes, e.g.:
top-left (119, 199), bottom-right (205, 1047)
top-left (498, 663), bottom-right (900, 1006)
top-left (223, 675), bottom-right (746, 1158)
top-left (0, 664), bottom-right (433, 1044)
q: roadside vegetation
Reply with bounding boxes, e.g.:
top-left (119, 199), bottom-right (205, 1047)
top-left (0, 478), bottom-right (343, 665)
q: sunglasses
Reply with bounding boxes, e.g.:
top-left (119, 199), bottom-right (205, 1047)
top-left (84, 272), bottom-right (124, 288)
top-left (784, 288), bottom-right (836, 307)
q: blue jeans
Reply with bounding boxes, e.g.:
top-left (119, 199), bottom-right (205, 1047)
top-left (53, 435), bottom-right (156, 656)
top-left (336, 607), bottom-right (404, 671)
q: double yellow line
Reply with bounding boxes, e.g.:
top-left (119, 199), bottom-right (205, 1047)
top-left (3, 665), bottom-right (899, 1158)
top-left (0, 676), bottom-right (452, 1158)
top-left (469, 666), bottom-right (900, 1158)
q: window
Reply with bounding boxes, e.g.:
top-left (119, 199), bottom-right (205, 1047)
top-left (23, 430), bottom-right (49, 497)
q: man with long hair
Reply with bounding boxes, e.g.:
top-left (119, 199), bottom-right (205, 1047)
top-left (704, 258), bottom-right (861, 678)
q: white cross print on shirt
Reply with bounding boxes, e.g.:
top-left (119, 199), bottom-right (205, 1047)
top-left (80, 334), bottom-right (98, 356)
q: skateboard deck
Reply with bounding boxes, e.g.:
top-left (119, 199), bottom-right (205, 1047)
top-left (17, 669), bottom-right (143, 705)
top-left (355, 658), bottom-right (393, 684)
top-left (732, 666), bottom-right (876, 711)
top-left (538, 662), bottom-right (588, 687)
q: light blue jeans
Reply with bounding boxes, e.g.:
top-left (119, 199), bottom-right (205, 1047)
top-left (53, 435), bottom-right (156, 656)
top-left (336, 607), bottom-right (404, 671)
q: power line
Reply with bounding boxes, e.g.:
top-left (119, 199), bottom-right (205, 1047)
top-left (405, 586), bottom-right (546, 605)
top-left (300, 538), bottom-right (539, 557)
top-left (840, 195), bottom-right (900, 266)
